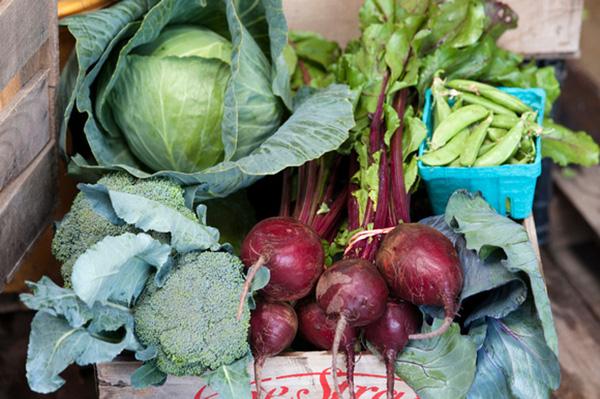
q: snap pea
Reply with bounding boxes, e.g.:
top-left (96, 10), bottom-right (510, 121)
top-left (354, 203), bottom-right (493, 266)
top-left (446, 79), bottom-right (532, 114)
top-left (431, 105), bottom-right (488, 149)
top-left (421, 129), bottom-right (470, 166)
top-left (460, 114), bottom-right (493, 166)
top-left (433, 81), bottom-right (452, 130)
top-left (474, 120), bottom-right (524, 166)
top-left (491, 114), bottom-right (519, 129)
top-left (457, 91), bottom-right (517, 116)
top-left (452, 96), bottom-right (464, 111)
top-left (478, 141), bottom-right (495, 157)
top-left (448, 158), bottom-right (462, 167)
top-left (488, 127), bottom-right (508, 141)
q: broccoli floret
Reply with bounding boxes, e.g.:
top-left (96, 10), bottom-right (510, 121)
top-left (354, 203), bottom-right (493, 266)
top-left (52, 172), bottom-right (195, 285)
top-left (133, 251), bottom-right (250, 376)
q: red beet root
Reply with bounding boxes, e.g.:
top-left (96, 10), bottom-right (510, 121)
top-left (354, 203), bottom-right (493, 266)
top-left (250, 301), bottom-right (298, 399)
top-left (237, 217), bottom-right (324, 318)
top-left (376, 223), bottom-right (463, 339)
top-left (316, 258), bottom-right (388, 398)
top-left (297, 301), bottom-right (358, 396)
top-left (364, 301), bottom-right (421, 399)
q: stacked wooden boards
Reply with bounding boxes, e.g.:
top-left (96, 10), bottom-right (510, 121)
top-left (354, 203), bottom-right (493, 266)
top-left (0, 0), bottom-right (59, 291)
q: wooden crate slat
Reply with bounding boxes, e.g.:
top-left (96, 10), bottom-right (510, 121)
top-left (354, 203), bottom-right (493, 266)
top-left (0, 71), bottom-right (50, 192)
top-left (0, 0), bottom-right (51, 91)
top-left (0, 142), bottom-right (57, 289)
top-left (498, 0), bottom-right (584, 58)
top-left (282, 0), bottom-right (583, 57)
top-left (97, 353), bottom-right (419, 399)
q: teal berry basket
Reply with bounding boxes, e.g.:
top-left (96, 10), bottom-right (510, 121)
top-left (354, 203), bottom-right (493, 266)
top-left (418, 87), bottom-right (546, 219)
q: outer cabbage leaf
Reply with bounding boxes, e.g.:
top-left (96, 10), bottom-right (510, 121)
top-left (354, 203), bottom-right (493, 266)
top-left (444, 191), bottom-right (558, 354)
top-left (79, 183), bottom-right (220, 252)
top-left (69, 84), bottom-right (355, 201)
top-left (71, 233), bottom-right (172, 307)
top-left (467, 302), bottom-right (560, 399)
top-left (395, 321), bottom-right (477, 399)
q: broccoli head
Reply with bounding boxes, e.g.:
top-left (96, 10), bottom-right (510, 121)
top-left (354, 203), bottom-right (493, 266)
top-left (133, 251), bottom-right (250, 376)
top-left (52, 172), bottom-right (195, 285)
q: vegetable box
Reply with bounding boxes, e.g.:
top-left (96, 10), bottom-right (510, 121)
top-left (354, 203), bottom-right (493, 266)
top-left (0, 0), bottom-right (59, 289)
top-left (96, 215), bottom-right (543, 399)
top-left (418, 88), bottom-right (546, 219)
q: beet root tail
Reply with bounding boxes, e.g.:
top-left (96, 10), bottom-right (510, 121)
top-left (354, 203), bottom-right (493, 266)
top-left (409, 316), bottom-right (453, 340)
top-left (254, 359), bottom-right (264, 399)
top-left (236, 256), bottom-right (266, 320)
top-left (332, 317), bottom-right (348, 399)
top-left (384, 352), bottom-right (397, 399)
top-left (346, 344), bottom-right (356, 399)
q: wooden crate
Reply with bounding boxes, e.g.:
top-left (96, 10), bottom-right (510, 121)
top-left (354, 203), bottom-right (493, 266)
top-left (96, 217), bottom-right (543, 398)
top-left (283, 0), bottom-right (583, 57)
top-left (0, 0), bottom-right (59, 290)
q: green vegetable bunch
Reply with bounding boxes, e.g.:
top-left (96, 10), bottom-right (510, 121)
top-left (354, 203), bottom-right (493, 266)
top-left (21, 173), bottom-right (263, 398)
top-left (60, 0), bottom-right (355, 202)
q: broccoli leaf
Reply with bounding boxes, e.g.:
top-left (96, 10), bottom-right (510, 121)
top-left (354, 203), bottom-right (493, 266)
top-left (79, 183), bottom-right (220, 252)
top-left (20, 277), bottom-right (92, 328)
top-left (467, 302), bottom-right (560, 399)
top-left (395, 320), bottom-right (477, 399)
top-left (542, 119), bottom-right (600, 167)
top-left (71, 233), bottom-right (172, 307)
top-left (204, 355), bottom-right (252, 399)
top-left (22, 281), bottom-right (137, 394)
top-left (131, 361), bottom-right (167, 389)
top-left (247, 266), bottom-right (270, 310)
top-left (444, 191), bottom-right (558, 354)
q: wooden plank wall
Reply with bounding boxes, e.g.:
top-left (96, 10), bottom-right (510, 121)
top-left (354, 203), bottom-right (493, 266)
top-left (283, 0), bottom-right (583, 57)
top-left (0, 0), bottom-right (59, 290)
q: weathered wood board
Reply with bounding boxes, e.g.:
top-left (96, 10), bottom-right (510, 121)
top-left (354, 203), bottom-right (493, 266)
top-left (283, 0), bottom-right (583, 57)
top-left (0, 0), bottom-right (59, 290)
top-left (553, 166), bottom-right (600, 239)
top-left (0, 71), bottom-right (50, 192)
top-left (97, 352), bottom-right (418, 399)
top-left (0, 143), bottom-right (57, 289)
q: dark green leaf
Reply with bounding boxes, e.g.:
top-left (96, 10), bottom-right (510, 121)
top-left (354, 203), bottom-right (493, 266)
top-left (131, 361), bottom-right (167, 389)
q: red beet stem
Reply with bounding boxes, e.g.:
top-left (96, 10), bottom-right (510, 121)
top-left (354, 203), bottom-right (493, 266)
top-left (280, 169), bottom-right (292, 217)
top-left (236, 255), bottom-right (266, 320)
top-left (390, 90), bottom-right (410, 224)
top-left (409, 316), bottom-right (453, 340)
top-left (332, 316), bottom-right (349, 399)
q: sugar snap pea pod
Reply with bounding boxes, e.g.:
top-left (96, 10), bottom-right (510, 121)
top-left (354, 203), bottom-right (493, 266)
top-left (474, 120), bottom-right (524, 166)
top-left (509, 157), bottom-right (529, 165)
top-left (478, 141), bottom-right (495, 157)
top-left (460, 114), bottom-right (493, 166)
top-left (448, 158), bottom-right (462, 167)
top-left (432, 77), bottom-right (452, 130)
top-left (488, 127), bottom-right (508, 141)
top-left (446, 79), bottom-right (532, 114)
top-left (431, 105), bottom-right (488, 149)
top-left (458, 91), bottom-right (517, 116)
top-left (491, 114), bottom-right (519, 129)
top-left (421, 129), bottom-right (470, 166)
top-left (452, 96), bottom-right (464, 111)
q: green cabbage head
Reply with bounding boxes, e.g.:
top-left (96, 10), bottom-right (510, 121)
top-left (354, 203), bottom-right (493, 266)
top-left (107, 26), bottom-right (232, 172)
